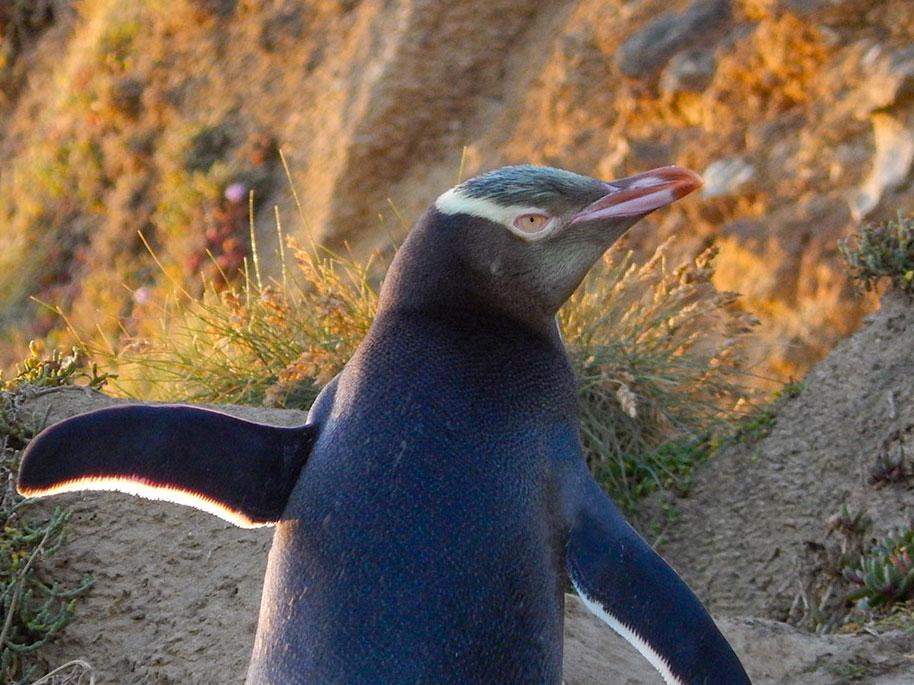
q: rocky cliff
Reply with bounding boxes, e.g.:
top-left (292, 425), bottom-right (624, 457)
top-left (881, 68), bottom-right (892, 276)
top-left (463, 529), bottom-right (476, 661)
top-left (2, 0), bottom-right (913, 376)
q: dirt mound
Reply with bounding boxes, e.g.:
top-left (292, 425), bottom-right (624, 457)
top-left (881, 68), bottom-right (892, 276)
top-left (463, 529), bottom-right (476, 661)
top-left (15, 385), bottom-right (914, 683)
top-left (655, 290), bottom-right (914, 628)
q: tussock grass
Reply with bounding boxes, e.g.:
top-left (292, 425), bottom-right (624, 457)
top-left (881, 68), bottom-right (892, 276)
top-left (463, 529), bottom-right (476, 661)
top-left (73, 219), bottom-right (757, 512)
top-left (87, 236), bottom-right (378, 407)
top-left (561, 239), bottom-right (759, 511)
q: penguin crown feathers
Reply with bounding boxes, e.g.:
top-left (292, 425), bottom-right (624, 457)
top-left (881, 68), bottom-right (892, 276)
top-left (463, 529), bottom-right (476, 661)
top-left (435, 165), bottom-right (608, 241)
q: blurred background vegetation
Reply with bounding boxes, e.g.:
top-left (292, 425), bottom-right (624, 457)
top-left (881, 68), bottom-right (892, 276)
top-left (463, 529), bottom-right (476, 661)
top-left (3, 0), bottom-right (913, 382)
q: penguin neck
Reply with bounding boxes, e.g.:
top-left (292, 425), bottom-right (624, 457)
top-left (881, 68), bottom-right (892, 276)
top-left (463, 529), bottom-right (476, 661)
top-left (376, 210), bottom-right (563, 346)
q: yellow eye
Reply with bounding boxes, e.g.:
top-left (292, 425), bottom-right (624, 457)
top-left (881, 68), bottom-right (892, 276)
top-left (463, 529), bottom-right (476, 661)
top-left (513, 213), bottom-right (550, 234)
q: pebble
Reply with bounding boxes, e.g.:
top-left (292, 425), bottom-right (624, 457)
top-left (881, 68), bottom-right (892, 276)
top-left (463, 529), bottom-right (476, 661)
top-left (702, 157), bottom-right (758, 198)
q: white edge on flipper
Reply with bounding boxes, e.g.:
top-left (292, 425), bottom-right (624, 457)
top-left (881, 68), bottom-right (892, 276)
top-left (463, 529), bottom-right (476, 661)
top-left (570, 576), bottom-right (684, 685)
top-left (19, 476), bottom-right (273, 529)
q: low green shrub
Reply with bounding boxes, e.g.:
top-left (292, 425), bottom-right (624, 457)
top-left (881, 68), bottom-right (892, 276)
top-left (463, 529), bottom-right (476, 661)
top-left (845, 528), bottom-right (914, 610)
top-left (839, 213), bottom-right (914, 293)
top-left (2, 340), bottom-right (113, 391)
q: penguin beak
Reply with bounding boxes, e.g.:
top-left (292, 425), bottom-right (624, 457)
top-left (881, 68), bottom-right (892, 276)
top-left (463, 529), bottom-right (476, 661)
top-left (570, 166), bottom-right (703, 224)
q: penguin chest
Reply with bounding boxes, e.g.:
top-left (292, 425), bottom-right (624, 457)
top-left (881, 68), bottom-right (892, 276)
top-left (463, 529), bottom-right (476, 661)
top-left (250, 422), bottom-right (569, 683)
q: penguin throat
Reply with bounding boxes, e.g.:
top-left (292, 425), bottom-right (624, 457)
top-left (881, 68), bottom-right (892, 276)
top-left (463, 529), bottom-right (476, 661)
top-left (377, 243), bottom-right (552, 349)
top-left (377, 216), bottom-right (560, 344)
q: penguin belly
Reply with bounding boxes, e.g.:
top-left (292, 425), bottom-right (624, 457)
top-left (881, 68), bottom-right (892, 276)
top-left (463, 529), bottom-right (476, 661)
top-left (246, 426), bottom-right (567, 684)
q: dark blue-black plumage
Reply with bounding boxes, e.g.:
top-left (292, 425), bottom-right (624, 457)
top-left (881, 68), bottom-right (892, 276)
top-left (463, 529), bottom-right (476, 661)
top-left (249, 302), bottom-right (577, 682)
top-left (18, 404), bottom-right (314, 526)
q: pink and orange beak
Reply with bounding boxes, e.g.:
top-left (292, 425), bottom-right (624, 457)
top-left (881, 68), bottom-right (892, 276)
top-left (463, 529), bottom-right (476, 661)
top-left (571, 166), bottom-right (703, 224)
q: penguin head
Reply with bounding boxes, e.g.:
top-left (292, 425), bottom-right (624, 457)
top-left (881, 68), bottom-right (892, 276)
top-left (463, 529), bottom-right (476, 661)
top-left (383, 165), bottom-right (701, 331)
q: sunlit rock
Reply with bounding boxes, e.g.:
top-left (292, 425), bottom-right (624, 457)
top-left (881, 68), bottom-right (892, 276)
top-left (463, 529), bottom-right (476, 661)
top-left (851, 113), bottom-right (914, 220)
top-left (702, 157), bottom-right (758, 199)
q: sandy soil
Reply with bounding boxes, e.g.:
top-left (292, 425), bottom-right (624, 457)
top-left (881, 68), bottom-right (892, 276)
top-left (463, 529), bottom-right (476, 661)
top-left (654, 291), bottom-right (914, 627)
top-left (16, 373), bottom-right (914, 683)
top-left (28, 489), bottom-right (914, 685)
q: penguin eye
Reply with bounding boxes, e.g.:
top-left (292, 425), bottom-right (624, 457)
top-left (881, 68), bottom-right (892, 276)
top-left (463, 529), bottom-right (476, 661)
top-left (512, 213), bottom-right (551, 234)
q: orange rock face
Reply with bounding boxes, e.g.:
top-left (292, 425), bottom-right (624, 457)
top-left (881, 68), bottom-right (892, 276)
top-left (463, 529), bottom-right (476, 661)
top-left (2, 0), bottom-right (913, 378)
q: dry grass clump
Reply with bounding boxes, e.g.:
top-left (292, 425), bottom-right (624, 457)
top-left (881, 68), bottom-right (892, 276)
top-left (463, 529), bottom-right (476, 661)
top-left (28, 659), bottom-right (95, 685)
top-left (89, 237), bottom-right (378, 407)
top-left (561, 239), bottom-right (759, 511)
top-left (77, 227), bottom-right (757, 513)
top-left (785, 505), bottom-right (871, 633)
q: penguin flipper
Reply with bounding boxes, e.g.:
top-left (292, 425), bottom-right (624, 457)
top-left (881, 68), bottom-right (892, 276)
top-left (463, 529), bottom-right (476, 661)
top-left (565, 474), bottom-right (751, 685)
top-left (16, 404), bottom-right (316, 529)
